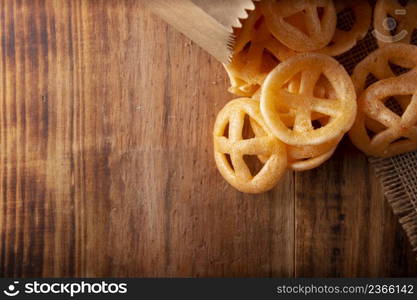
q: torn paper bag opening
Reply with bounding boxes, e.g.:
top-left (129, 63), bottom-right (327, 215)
top-left (145, 0), bottom-right (258, 63)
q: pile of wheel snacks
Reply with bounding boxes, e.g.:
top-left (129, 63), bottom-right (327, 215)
top-left (213, 0), bottom-right (417, 193)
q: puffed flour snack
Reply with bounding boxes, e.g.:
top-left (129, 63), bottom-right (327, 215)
top-left (225, 7), bottom-right (296, 97)
top-left (214, 0), bottom-right (417, 193)
top-left (350, 75), bottom-right (417, 157)
top-left (260, 53), bottom-right (356, 145)
top-left (374, 0), bottom-right (417, 47)
top-left (317, 0), bottom-right (372, 56)
top-left (213, 98), bottom-right (287, 193)
top-left (261, 0), bottom-right (337, 52)
top-left (349, 44), bottom-right (417, 157)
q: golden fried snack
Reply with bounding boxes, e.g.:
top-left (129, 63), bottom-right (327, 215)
top-left (288, 143), bottom-right (338, 171)
top-left (287, 134), bottom-right (341, 171)
top-left (363, 94), bottom-right (411, 133)
top-left (224, 50), bottom-right (272, 96)
top-left (349, 72), bottom-right (417, 157)
top-left (286, 111), bottom-right (342, 171)
top-left (349, 44), bottom-right (417, 154)
top-left (374, 0), bottom-right (417, 47)
top-left (261, 0), bottom-right (337, 52)
top-left (260, 53), bottom-right (357, 146)
top-left (251, 88), bottom-right (340, 171)
top-left (250, 70), bottom-right (332, 103)
top-left (317, 0), bottom-right (372, 56)
top-left (213, 98), bottom-right (287, 193)
top-left (251, 87), bottom-right (262, 101)
top-left (250, 112), bottom-right (341, 171)
top-left (276, 74), bottom-right (337, 128)
top-left (225, 7), bottom-right (296, 97)
top-left (351, 43), bottom-right (417, 92)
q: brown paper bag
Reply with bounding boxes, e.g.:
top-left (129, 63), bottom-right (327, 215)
top-left (144, 0), bottom-right (257, 63)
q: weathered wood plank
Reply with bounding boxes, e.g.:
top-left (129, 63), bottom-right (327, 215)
top-left (295, 139), bottom-right (417, 276)
top-left (0, 0), bottom-right (295, 277)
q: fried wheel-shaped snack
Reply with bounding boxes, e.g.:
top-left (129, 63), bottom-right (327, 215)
top-left (317, 0), bottom-right (372, 56)
top-left (286, 115), bottom-right (343, 171)
top-left (352, 43), bottom-right (417, 92)
top-left (261, 53), bottom-right (357, 146)
top-left (261, 0), bottom-right (336, 52)
top-left (349, 72), bottom-right (417, 157)
top-left (349, 43), bottom-right (417, 153)
top-left (287, 141), bottom-right (338, 171)
top-left (225, 8), bottom-right (296, 97)
top-left (213, 98), bottom-right (287, 193)
top-left (374, 0), bottom-right (417, 47)
top-left (250, 112), bottom-right (341, 171)
top-left (225, 50), bottom-right (275, 97)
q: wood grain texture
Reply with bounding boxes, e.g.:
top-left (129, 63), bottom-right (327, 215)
top-left (295, 140), bottom-right (417, 276)
top-left (0, 0), bottom-right (415, 277)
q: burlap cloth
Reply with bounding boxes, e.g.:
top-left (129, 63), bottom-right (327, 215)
top-left (335, 1), bottom-right (417, 253)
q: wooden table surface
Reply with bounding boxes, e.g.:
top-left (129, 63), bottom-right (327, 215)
top-left (0, 0), bottom-right (416, 277)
